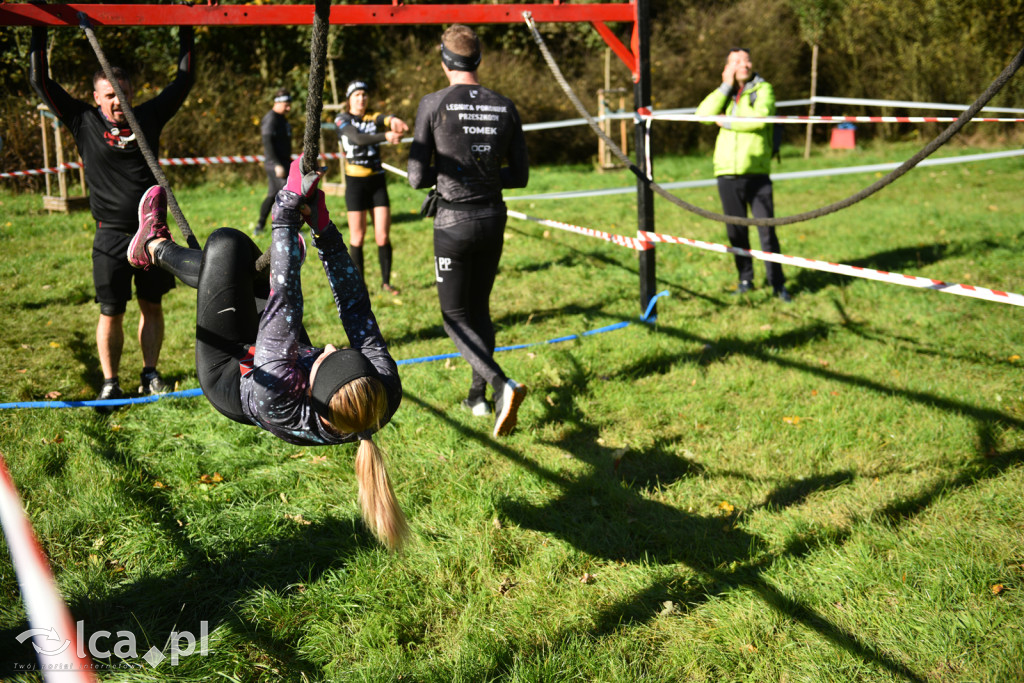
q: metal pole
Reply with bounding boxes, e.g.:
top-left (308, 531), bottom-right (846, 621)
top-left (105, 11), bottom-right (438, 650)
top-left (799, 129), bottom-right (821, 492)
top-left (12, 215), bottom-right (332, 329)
top-left (633, 0), bottom-right (655, 315)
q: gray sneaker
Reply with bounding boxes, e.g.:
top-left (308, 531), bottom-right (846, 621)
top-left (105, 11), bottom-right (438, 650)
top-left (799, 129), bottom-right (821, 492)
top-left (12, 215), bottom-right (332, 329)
top-left (493, 379), bottom-right (527, 437)
top-left (139, 370), bottom-right (169, 395)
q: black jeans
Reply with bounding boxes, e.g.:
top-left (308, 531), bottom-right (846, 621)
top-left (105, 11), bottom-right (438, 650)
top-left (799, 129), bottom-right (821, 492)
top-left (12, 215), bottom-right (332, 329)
top-left (717, 174), bottom-right (785, 289)
top-left (433, 212), bottom-right (508, 400)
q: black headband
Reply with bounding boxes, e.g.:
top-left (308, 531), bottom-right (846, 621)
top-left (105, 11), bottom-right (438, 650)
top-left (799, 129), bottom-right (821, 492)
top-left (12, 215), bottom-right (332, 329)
top-left (345, 80), bottom-right (368, 99)
top-left (440, 43), bottom-right (481, 72)
top-left (310, 348), bottom-right (378, 420)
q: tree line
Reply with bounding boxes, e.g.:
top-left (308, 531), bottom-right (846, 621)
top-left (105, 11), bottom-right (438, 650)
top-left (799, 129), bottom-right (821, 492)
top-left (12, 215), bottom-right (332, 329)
top-left (1, 0), bottom-right (1022, 190)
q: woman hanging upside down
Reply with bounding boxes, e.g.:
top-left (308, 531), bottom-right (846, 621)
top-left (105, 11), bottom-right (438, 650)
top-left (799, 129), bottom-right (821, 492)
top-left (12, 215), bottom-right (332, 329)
top-left (126, 160), bottom-right (408, 550)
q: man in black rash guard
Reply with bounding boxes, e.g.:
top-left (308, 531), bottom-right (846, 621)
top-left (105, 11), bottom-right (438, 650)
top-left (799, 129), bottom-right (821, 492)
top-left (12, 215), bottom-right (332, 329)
top-left (255, 88), bottom-right (293, 236)
top-left (408, 24), bottom-right (530, 438)
top-left (335, 79), bottom-right (408, 295)
top-left (29, 25), bottom-right (195, 406)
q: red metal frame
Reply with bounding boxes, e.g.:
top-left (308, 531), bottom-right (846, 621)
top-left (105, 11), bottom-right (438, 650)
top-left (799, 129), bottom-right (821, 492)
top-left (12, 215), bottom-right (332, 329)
top-left (1, 1), bottom-right (641, 79)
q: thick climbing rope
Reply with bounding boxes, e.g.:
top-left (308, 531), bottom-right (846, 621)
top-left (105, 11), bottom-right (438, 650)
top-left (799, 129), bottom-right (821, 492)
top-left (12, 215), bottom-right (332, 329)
top-left (254, 0), bottom-right (330, 273)
top-left (77, 14), bottom-right (200, 250)
top-left (523, 13), bottom-right (1024, 228)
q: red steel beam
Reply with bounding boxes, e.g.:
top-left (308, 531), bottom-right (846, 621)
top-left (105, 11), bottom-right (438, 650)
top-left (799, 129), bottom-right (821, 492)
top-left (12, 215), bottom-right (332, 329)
top-left (2, 1), bottom-right (640, 84)
top-left (0, 3), bottom-right (634, 27)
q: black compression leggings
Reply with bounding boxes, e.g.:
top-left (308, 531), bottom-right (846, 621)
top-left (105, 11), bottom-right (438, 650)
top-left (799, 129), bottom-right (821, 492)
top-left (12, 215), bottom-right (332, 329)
top-left (154, 228), bottom-right (269, 424)
top-left (433, 214), bottom-right (508, 400)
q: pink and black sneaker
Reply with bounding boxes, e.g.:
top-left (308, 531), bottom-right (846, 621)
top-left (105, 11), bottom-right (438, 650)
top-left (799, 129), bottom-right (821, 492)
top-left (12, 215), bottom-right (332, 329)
top-left (128, 186), bottom-right (173, 270)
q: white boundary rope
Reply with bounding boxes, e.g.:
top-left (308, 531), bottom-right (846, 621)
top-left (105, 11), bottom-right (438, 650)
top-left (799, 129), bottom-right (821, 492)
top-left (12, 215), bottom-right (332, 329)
top-left (505, 149), bottom-right (1024, 202)
top-left (655, 113), bottom-right (1024, 124)
top-left (7, 93), bottom-right (1022, 179)
top-left (0, 454), bottom-right (96, 680)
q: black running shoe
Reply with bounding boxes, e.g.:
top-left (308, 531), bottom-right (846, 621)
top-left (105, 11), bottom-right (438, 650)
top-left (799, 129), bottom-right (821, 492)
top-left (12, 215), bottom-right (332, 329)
top-left (139, 370), bottom-right (169, 395)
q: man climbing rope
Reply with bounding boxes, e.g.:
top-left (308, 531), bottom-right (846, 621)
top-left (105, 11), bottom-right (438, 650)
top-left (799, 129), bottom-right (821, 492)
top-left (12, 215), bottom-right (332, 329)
top-left (126, 159), bottom-right (408, 550)
top-left (29, 25), bottom-right (195, 406)
top-left (408, 24), bottom-right (530, 437)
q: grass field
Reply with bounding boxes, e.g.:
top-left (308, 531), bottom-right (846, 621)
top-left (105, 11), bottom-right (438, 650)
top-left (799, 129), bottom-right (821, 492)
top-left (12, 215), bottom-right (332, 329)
top-left (1, 140), bottom-right (1023, 681)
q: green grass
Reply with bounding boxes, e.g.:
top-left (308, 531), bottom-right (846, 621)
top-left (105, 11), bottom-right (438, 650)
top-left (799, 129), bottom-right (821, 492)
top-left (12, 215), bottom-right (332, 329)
top-left (2, 140), bottom-right (1023, 681)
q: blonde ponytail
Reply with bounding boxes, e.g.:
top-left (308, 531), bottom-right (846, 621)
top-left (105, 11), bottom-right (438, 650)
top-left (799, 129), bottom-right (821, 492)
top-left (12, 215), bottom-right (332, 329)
top-left (354, 437), bottom-right (409, 551)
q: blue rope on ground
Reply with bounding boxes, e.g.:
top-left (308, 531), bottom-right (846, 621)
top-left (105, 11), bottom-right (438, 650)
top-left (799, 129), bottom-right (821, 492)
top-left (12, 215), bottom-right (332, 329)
top-left (0, 292), bottom-right (669, 410)
top-left (0, 388), bottom-right (205, 410)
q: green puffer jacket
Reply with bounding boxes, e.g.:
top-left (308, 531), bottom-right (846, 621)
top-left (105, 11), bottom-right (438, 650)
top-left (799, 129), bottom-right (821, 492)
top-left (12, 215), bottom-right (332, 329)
top-left (695, 75), bottom-right (775, 176)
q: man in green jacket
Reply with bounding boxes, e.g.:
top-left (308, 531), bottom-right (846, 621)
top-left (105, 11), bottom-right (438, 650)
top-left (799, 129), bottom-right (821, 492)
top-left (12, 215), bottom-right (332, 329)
top-left (696, 47), bottom-right (791, 302)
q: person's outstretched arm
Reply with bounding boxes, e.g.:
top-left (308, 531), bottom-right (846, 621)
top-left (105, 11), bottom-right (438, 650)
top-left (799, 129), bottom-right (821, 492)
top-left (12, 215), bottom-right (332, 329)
top-left (500, 101), bottom-right (529, 190)
top-left (407, 95), bottom-right (437, 189)
top-left (144, 26), bottom-right (196, 125)
top-left (28, 27), bottom-right (88, 127)
top-left (314, 212), bottom-right (403, 424)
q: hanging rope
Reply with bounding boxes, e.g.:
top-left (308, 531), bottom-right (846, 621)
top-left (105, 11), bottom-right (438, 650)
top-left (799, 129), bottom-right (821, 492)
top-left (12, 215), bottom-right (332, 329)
top-left (77, 13), bottom-right (200, 250)
top-left (523, 13), bottom-right (1024, 228)
top-left (255, 0), bottom-right (331, 273)
top-left (301, 0), bottom-right (330, 174)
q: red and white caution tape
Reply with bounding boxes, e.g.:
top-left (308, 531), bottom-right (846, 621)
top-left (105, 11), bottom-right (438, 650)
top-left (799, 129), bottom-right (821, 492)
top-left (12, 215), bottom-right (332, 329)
top-left (0, 454), bottom-right (96, 681)
top-left (507, 209), bottom-right (648, 250)
top-left (1, 152), bottom-right (349, 180)
top-left (638, 230), bottom-right (1024, 307)
top-left (652, 113), bottom-right (1024, 125)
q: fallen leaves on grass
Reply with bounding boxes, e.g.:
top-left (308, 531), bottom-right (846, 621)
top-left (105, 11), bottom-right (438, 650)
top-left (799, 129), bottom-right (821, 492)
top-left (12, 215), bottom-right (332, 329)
top-left (659, 600), bottom-right (678, 615)
top-left (992, 584), bottom-right (1007, 595)
top-left (284, 513), bottom-right (311, 526)
top-left (45, 391), bottom-right (61, 399)
top-left (199, 472), bottom-right (223, 485)
top-left (153, 480), bottom-right (167, 489)
top-left (498, 577), bottom-right (517, 595)
top-left (580, 573), bottom-right (596, 584)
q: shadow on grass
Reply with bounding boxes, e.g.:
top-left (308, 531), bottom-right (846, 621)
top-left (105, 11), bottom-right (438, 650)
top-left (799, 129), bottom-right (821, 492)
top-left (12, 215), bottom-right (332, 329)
top-left (404, 390), bottom-right (928, 682)
top-left (827, 299), bottom-right (1022, 370)
top-left (643, 319), bottom-right (1024, 431)
top-left (790, 239), bottom-right (1009, 297)
top-left (0, 418), bottom-right (372, 677)
top-left (404, 309), bottom-right (1024, 681)
top-left (792, 242), bottom-right (952, 295)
